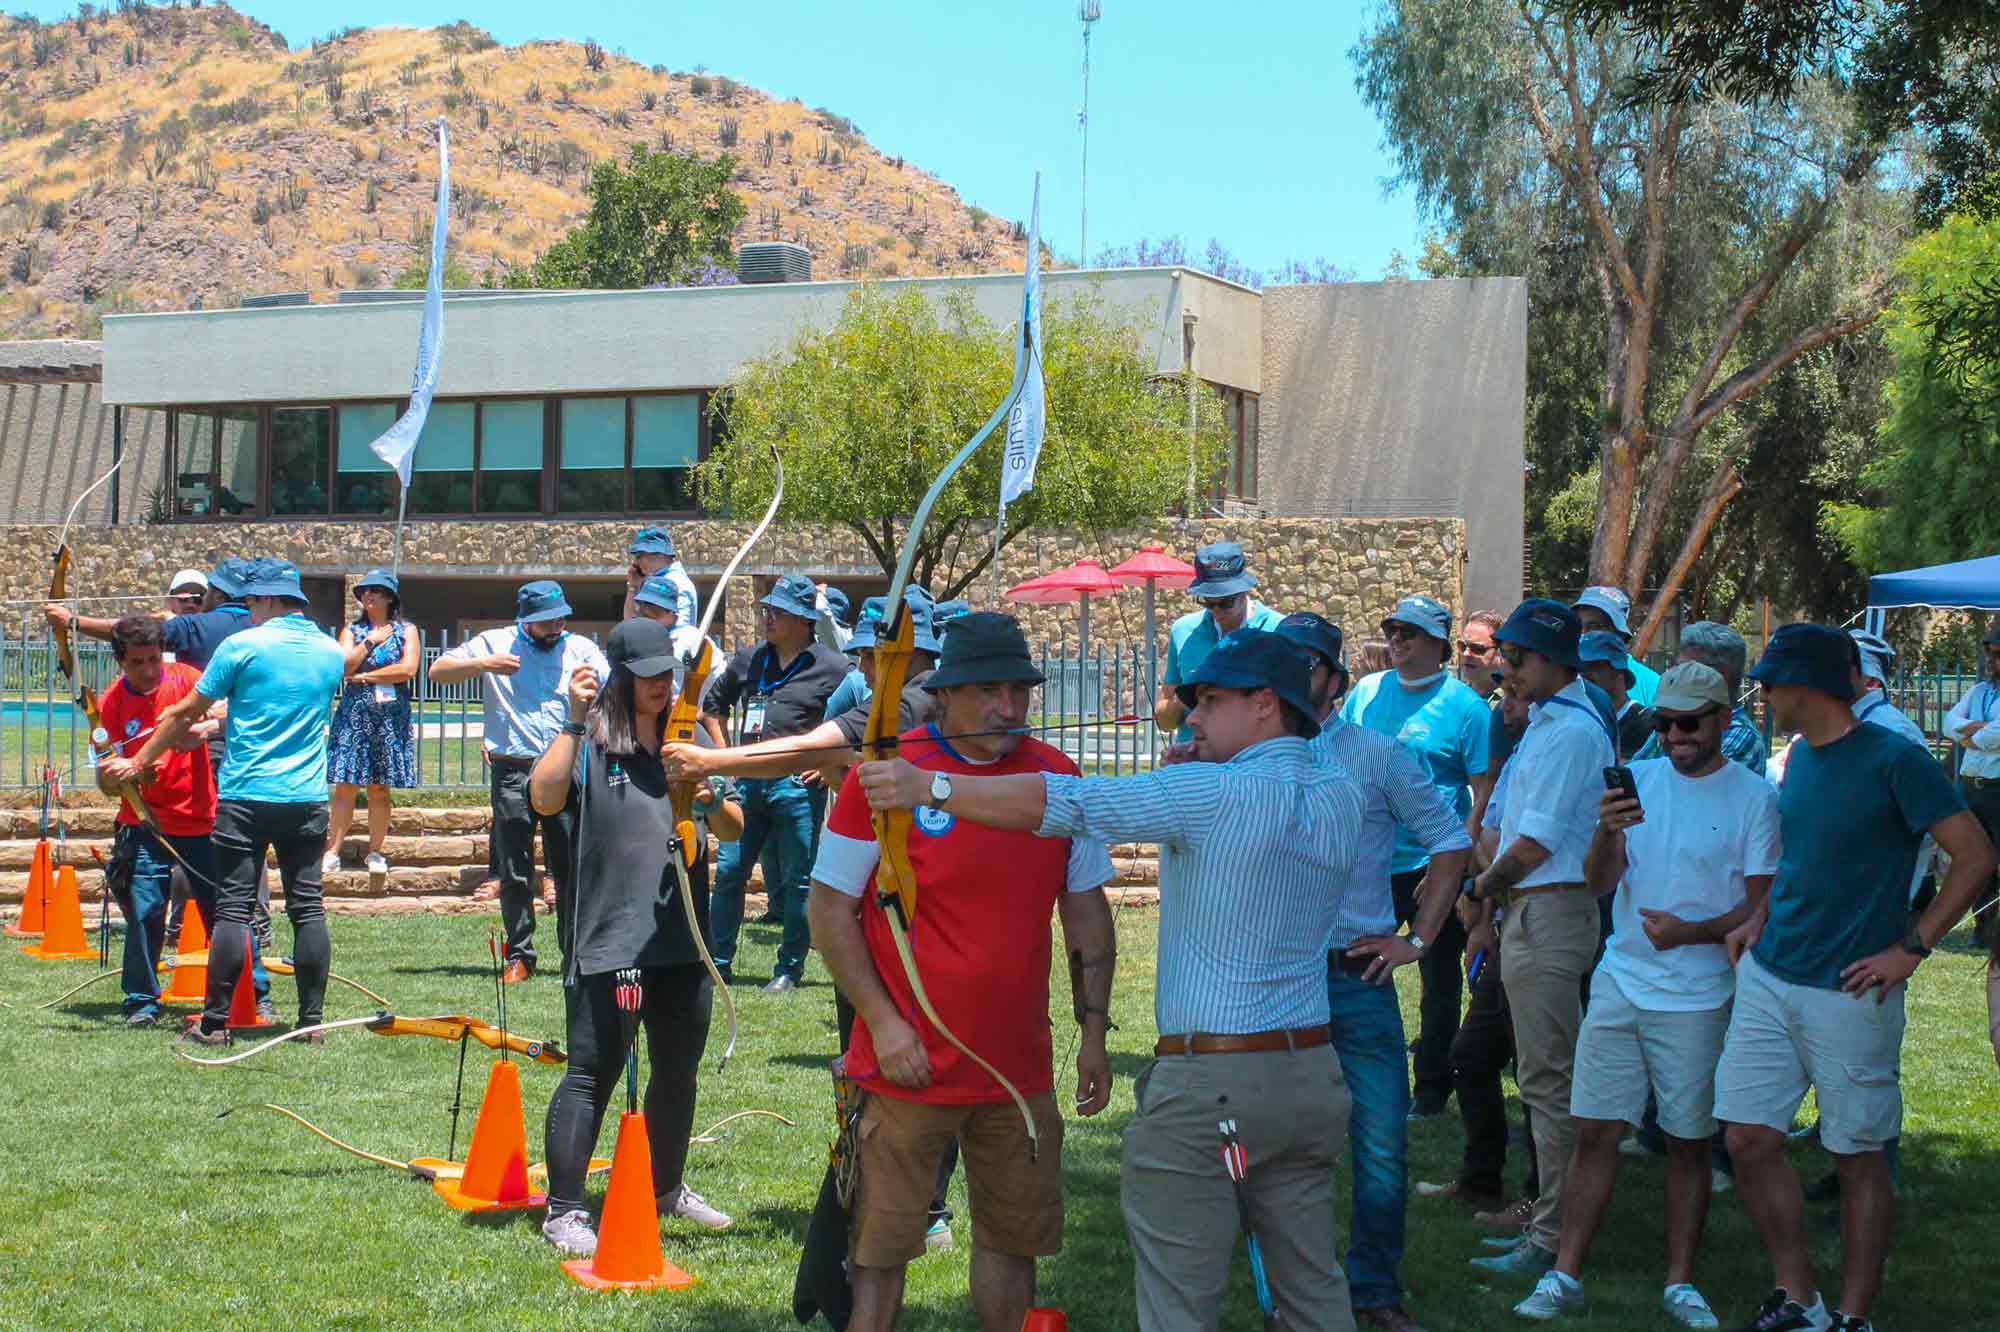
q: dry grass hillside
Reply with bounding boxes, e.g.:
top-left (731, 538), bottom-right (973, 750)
top-left (0, 4), bottom-right (1030, 337)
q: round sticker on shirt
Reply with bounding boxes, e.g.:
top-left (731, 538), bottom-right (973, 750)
top-left (124, 718), bottom-right (141, 738)
top-left (914, 805), bottom-right (956, 837)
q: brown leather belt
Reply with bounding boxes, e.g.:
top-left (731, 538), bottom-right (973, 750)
top-left (1154, 1025), bottom-right (1330, 1057)
top-left (1500, 880), bottom-right (1590, 904)
top-left (488, 754), bottom-right (536, 769)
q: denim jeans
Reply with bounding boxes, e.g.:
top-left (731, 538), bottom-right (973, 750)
top-left (124, 829), bottom-right (267, 1016)
top-left (1326, 962), bottom-right (1411, 1311)
top-left (710, 776), bottom-right (819, 978)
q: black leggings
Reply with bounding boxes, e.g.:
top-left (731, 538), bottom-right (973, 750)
top-left (206, 799), bottom-right (329, 1031)
top-left (544, 962), bottom-right (711, 1216)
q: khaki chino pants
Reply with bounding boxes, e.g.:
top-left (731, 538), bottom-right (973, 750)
top-left (1499, 888), bottom-right (1601, 1253)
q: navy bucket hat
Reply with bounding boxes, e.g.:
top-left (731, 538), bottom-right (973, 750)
top-left (1187, 542), bottom-right (1258, 600)
top-left (245, 558), bottom-right (305, 601)
top-left (1495, 598), bottom-right (1583, 670)
top-left (1276, 611), bottom-right (1347, 676)
top-left (921, 612), bottom-right (1045, 691)
top-left (516, 579), bottom-right (572, 624)
top-left (760, 573), bottom-right (819, 622)
top-left (1176, 627), bottom-right (1321, 738)
top-left (1749, 623), bottom-right (1857, 702)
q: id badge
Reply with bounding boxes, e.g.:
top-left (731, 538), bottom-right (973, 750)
top-left (742, 698), bottom-right (770, 742)
top-left (373, 684), bottom-right (397, 706)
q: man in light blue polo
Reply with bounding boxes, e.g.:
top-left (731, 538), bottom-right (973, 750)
top-left (430, 581), bottom-right (609, 982)
top-left (119, 558), bottom-right (347, 1046)
top-left (1341, 593), bottom-right (1491, 1118)
top-left (1153, 541), bottom-right (1283, 742)
top-left (624, 525), bottom-right (698, 624)
top-left (1572, 586), bottom-right (1661, 706)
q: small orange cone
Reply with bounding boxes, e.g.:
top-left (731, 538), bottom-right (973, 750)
top-left (5, 840), bottom-right (54, 937)
top-left (1020, 1310), bottom-right (1070, 1332)
top-left (432, 1060), bottom-right (544, 1211)
top-left (224, 946), bottom-right (273, 1029)
top-left (159, 896), bottom-right (211, 1006)
top-left (21, 864), bottom-right (94, 960)
top-left (561, 1111), bottom-right (697, 1291)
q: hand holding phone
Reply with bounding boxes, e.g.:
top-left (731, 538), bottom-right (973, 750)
top-left (1600, 765), bottom-right (1643, 828)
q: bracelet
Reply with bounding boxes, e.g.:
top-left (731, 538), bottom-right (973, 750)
top-left (561, 720), bottom-right (586, 737)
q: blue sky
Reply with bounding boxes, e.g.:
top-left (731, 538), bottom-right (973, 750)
top-left (24, 1), bottom-right (1424, 278)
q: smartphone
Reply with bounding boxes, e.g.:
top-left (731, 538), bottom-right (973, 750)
top-left (1603, 765), bottom-right (1641, 813)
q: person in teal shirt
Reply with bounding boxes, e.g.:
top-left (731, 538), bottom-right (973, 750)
top-left (1341, 593), bottom-right (1492, 1116)
top-left (1572, 585), bottom-right (1661, 705)
top-left (118, 558), bottom-right (347, 1046)
top-left (1154, 541), bottom-right (1283, 742)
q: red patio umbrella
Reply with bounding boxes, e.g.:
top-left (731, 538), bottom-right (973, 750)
top-left (1107, 545), bottom-right (1197, 665)
top-left (1004, 558), bottom-right (1124, 660)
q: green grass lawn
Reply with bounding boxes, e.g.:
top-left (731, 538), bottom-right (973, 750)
top-left (0, 909), bottom-right (1993, 1331)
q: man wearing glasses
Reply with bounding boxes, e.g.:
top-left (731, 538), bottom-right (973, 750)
top-left (1458, 610), bottom-right (1504, 689)
top-left (1572, 586), bottom-right (1661, 706)
top-left (1342, 594), bottom-right (1491, 1119)
top-left (1153, 542), bottom-right (1283, 742)
top-left (1630, 622), bottom-right (1767, 777)
top-left (166, 569), bottom-right (209, 616)
top-left (1510, 662), bottom-right (1778, 1328)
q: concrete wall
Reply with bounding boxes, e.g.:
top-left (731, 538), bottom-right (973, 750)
top-left (0, 380), bottom-right (169, 525)
top-left (101, 267), bottom-right (1261, 408)
top-left (1259, 278), bottom-right (1525, 614)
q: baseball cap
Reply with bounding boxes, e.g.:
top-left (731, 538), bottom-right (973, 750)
top-left (607, 617), bottom-right (680, 678)
top-left (168, 568), bottom-right (208, 595)
top-left (1651, 661), bottom-right (1730, 713)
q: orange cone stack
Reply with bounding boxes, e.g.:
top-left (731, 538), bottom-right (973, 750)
top-left (224, 948), bottom-right (273, 1029)
top-left (432, 1060), bottom-right (543, 1211)
top-left (158, 896), bottom-right (212, 1006)
top-left (21, 864), bottom-right (94, 960)
top-left (5, 839), bottom-right (54, 937)
top-left (1020, 1310), bottom-right (1070, 1332)
top-left (561, 1111), bottom-right (696, 1291)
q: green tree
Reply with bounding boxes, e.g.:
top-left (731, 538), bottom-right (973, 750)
top-left (701, 283), bottom-right (1230, 597)
top-left (391, 253), bottom-right (476, 289)
top-left (529, 144), bottom-right (745, 289)
top-left (1825, 213), bottom-right (2000, 571)
top-left (1356, 0), bottom-right (1900, 648)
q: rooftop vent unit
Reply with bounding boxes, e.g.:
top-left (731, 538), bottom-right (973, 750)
top-left (736, 242), bottom-right (812, 284)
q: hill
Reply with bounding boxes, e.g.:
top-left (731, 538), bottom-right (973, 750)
top-left (0, 5), bottom-right (1028, 337)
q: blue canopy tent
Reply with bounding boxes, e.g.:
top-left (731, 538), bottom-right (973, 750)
top-left (1867, 553), bottom-right (2000, 611)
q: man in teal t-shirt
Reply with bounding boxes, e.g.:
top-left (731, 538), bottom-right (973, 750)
top-left (1341, 593), bottom-right (1491, 1115)
top-left (121, 558), bottom-right (347, 1046)
top-left (1573, 585), bottom-right (1661, 706)
top-left (1154, 541), bottom-right (1283, 743)
top-left (1713, 623), bottom-right (1995, 1332)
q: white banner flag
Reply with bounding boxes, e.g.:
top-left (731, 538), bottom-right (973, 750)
top-left (1001, 175), bottom-right (1045, 507)
top-left (368, 121), bottom-right (450, 488)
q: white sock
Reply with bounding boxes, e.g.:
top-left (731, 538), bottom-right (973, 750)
top-left (1549, 1270), bottom-right (1582, 1292)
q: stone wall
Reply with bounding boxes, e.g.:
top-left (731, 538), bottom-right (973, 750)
top-left (0, 514), bottom-right (1463, 648)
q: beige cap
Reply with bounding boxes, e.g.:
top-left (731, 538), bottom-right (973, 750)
top-left (1652, 660), bottom-right (1730, 713)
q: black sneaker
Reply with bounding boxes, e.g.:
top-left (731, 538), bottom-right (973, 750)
top-left (175, 1023), bottom-right (232, 1049)
top-left (1733, 1289), bottom-right (1827, 1332)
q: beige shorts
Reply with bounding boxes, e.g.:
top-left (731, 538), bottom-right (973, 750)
top-left (1714, 952), bottom-right (1904, 1155)
top-left (1569, 968), bottom-right (1731, 1139)
top-left (850, 1089), bottom-right (1064, 1267)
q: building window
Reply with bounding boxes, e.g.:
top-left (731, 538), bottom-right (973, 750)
top-left (270, 407), bottom-right (332, 516)
top-left (173, 408), bottom-right (258, 518)
top-left (335, 403), bottom-right (397, 515)
top-left (558, 397), bottom-right (628, 513)
top-left (632, 394), bottom-right (701, 511)
top-left (407, 401), bottom-right (475, 514)
top-left (479, 399), bottom-right (544, 514)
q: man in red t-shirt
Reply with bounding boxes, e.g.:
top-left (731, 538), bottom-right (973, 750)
top-left (95, 616), bottom-right (261, 1025)
top-left (808, 611), bottom-right (1117, 1332)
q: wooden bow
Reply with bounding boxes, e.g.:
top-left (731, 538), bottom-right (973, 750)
top-left (176, 1011), bottom-right (569, 1067)
top-left (861, 249), bottom-right (1037, 1156)
top-left (664, 443), bottom-right (784, 1073)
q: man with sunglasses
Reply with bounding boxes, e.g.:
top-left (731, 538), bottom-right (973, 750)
top-left (1342, 594), bottom-right (1492, 1119)
top-left (1511, 662), bottom-right (1777, 1327)
top-left (1153, 542), bottom-right (1282, 742)
top-left (1459, 611), bottom-right (1504, 689)
top-left (166, 569), bottom-right (209, 616)
top-left (1630, 622), bottom-right (1767, 777)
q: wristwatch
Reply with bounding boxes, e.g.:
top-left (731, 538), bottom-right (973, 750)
top-left (927, 771), bottom-right (953, 809)
top-left (1900, 925), bottom-right (1932, 959)
top-left (561, 720), bottom-right (587, 737)
top-left (1405, 932), bottom-right (1430, 956)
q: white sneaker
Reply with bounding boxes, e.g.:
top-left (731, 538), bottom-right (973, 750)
top-left (366, 851), bottom-right (389, 875)
top-left (663, 1185), bottom-right (733, 1231)
top-left (923, 1217), bottom-right (954, 1253)
top-left (1711, 1168), bottom-right (1734, 1194)
top-left (1513, 1271), bottom-right (1584, 1321)
top-left (321, 851), bottom-right (341, 875)
top-left (1663, 1283), bottom-right (1720, 1329)
top-left (541, 1207), bottom-right (597, 1256)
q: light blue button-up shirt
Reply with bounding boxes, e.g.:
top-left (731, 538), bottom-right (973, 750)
top-left (1947, 679), bottom-right (2000, 779)
top-left (1498, 677), bottom-right (1617, 886)
top-left (438, 626), bottom-right (610, 761)
top-left (1039, 735), bottom-right (1363, 1036)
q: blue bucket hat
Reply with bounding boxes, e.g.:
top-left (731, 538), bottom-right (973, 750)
top-left (629, 526), bottom-right (676, 558)
top-left (633, 573), bottom-right (681, 616)
top-left (845, 596), bottom-right (888, 652)
top-left (848, 589), bottom-right (940, 654)
top-left (1573, 585), bottom-right (1633, 637)
top-left (1381, 594), bottom-right (1451, 643)
top-left (1187, 542), bottom-right (1258, 600)
top-left (1175, 627), bottom-right (1321, 738)
top-left (932, 597), bottom-right (972, 633)
top-left (1495, 598), bottom-right (1582, 670)
top-left (1577, 629), bottom-right (1633, 684)
top-left (1276, 611), bottom-right (1346, 676)
top-left (823, 586), bottom-right (853, 629)
top-left (1749, 622), bottom-right (1857, 702)
top-left (244, 557), bottom-right (305, 601)
top-left (353, 568), bottom-right (399, 601)
top-left (208, 558), bottom-right (253, 599)
top-left (516, 579), bottom-right (573, 624)
top-left (760, 573), bottom-right (819, 622)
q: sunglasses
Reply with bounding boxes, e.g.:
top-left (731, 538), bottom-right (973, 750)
top-left (1199, 595), bottom-right (1243, 611)
top-left (1457, 639), bottom-right (1494, 654)
top-left (1652, 708), bottom-right (1720, 735)
top-left (1498, 644), bottom-right (1526, 668)
top-left (1383, 623), bottom-right (1424, 642)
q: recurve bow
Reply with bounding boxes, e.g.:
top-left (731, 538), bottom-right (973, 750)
top-left (175, 1010), bottom-right (569, 1067)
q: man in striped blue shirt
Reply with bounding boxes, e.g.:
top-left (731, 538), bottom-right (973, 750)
top-left (1283, 613), bottom-right (1471, 1332)
top-left (858, 628), bottom-right (1366, 1332)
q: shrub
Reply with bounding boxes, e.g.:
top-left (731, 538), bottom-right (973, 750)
top-left (688, 73), bottom-right (712, 98)
top-left (524, 79), bottom-right (541, 103)
top-left (716, 75), bottom-right (738, 103)
top-left (717, 116), bottom-right (738, 147)
top-left (39, 198), bottom-right (62, 229)
top-left (640, 89), bottom-right (656, 111)
top-left (583, 39), bottom-right (605, 72)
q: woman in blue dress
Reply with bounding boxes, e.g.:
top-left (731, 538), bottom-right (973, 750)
top-left (325, 569), bottom-right (420, 880)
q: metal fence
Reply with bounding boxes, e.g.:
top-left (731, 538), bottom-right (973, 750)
top-left (0, 621), bottom-right (1170, 791)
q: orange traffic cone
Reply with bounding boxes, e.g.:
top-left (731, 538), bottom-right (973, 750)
top-left (432, 1060), bottom-right (543, 1211)
top-left (158, 896), bottom-right (211, 1006)
top-left (21, 864), bottom-right (94, 960)
top-left (1020, 1310), bottom-right (1070, 1332)
top-left (5, 839), bottom-right (53, 937)
top-left (224, 947), bottom-right (273, 1029)
top-left (561, 1111), bottom-right (697, 1291)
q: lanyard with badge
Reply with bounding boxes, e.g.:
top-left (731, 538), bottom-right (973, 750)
top-left (742, 646), bottom-right (808, 743)
top-left (361, 622), bottom-right (399, 706)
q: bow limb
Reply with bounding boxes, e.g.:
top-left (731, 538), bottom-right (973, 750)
top-left (262, 957), bottom-right (393, 1008)
top-left (217, 1103), bottom-right (421, 1175)
top-left (689, 1108), bottom-right (796, 1143)
top-left (175, 1012), bottom-right (392, 1066)
top-left (37, 968), bottom-right (121, 1009)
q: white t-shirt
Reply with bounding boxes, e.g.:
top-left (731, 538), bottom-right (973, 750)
top-left (1601, 756), bottom-right (1781, 1012)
